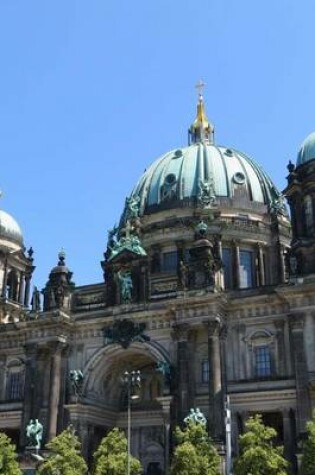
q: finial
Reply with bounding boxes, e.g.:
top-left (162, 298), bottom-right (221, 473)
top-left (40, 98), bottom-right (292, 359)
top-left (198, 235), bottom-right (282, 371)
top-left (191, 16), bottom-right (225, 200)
top-left (195, 79), bottom-right (206, 97)
top-left (58, 248), bottom-right (66, 266)
top-left (189, 81), bottom-right (214, 145)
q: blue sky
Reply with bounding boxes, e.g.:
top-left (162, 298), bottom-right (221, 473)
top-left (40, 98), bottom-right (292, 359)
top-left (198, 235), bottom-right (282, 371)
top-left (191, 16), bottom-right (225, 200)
top-left (0, 0), bottom-right (314, 288)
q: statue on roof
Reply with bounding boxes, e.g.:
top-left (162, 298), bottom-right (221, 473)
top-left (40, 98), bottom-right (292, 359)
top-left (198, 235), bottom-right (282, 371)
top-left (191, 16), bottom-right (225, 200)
top-left (108, 222), bottom-right (147, 261)
top-left (198, 177), bottom-right (216, 206)
top-left (270, 192), bottom-right (287, 217)
top-left (126, 195), bottom-right (140, 219)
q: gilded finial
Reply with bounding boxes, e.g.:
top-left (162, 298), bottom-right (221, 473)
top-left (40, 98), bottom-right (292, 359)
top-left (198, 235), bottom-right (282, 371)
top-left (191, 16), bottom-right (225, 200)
top-left (195, 79), bottom-right (206, 96)
top-left (189, 80), bottom-right (214, 145)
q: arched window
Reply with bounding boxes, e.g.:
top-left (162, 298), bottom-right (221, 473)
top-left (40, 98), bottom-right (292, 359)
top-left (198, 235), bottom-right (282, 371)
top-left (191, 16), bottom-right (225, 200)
top-left (222, 248), bottom-right (233, 289)
top-left (7, 270), bottom-right (18, 301)
top-left (239, 250), bottom-right (254, 288)
top-left (304, 195), bottom-right (313, 234)
top-left (6, 359), bottom-right (25, 401)
top-left (246, 330), bottom-right (275, 379)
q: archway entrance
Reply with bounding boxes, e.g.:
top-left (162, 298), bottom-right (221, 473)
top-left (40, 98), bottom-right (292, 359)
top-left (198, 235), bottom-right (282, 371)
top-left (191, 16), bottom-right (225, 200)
top-left (68, 342), bottom-right (172, 474)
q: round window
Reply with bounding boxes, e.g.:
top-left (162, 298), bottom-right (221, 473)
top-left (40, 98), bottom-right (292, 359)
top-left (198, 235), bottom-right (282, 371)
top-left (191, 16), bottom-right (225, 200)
top-left (173, 149), bottom-right (183, 158)
top-left (233, 172), bottom-right (246, 185)
top-left (165, 173), bottom-right (177, 185)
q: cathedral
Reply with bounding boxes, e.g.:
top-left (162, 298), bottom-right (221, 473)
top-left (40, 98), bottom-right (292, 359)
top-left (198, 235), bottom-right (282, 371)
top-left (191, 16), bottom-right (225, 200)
top-left (0, 91), bottom-right (314, 474)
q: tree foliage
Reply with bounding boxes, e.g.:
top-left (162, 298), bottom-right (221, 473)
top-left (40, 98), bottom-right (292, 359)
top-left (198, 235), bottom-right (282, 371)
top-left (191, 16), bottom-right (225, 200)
top-left (0, 432), bottom-right (21, 475)
top-left (92, 427), bottom-right (142, 475)
top-left (234, 414), bottom-right (288, 475)
top-left (300, 411), bottom-right (315, 475)
top-left (37, 426), bottom-right (87, 475)
top-left (170, 421), bottom-right (220, 475)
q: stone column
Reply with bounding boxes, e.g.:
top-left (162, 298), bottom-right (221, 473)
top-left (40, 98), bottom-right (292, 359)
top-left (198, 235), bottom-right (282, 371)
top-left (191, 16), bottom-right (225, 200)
top-left (79, 421), bottom-right (92, 460)
top-left (274, 320), bottom-right (285, 377)
top-left (238, 324), bottom-right (246, 380)
top-left (18, 271), bottom-right (25, 305)
top-left (24, 274), bottom-right (31, 307)
top-left (215, 236), bottom-right (224, 289)
top-left (233, 241), bottom-right (240, 289)
top-left (1, 258), bottom-right (8, 298)
top-left (257, 244), bottom-right (265, 286)
top-left (157, 395), bottom-right (173, 475)
top-left (289, 313), bottom-right (311, 434)
top-left (207, 317), bottom-right (224, 441)
top-left (173, 324), bottom-right (190, 423)
top-left (276, 241), bottom-right (286, 284)
top-left (20, 344), bottom-right (37, 447)
top-left (282, 408), bottom-right (295, 462)
top-left (0, 356), bottom-right (6, 401)
top-left (47, 341), bottom-right (66, 441)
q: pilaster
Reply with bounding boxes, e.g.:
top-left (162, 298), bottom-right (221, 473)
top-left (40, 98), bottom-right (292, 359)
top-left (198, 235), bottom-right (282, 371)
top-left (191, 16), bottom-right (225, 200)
top-left (206, 317), bottom-right (224, 441)
top-left (289, 313), bottom-right (311, 434)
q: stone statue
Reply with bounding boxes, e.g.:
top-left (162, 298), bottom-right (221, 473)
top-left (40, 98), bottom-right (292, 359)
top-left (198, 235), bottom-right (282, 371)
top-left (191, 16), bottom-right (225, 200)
top-left (271, 193), bottom-right (287, 216)
top-left (117, 270), bottom-right (133, 303)
top-left (184, 407), bottom-right (207, 426)
top-left (195, 219), bottom-right (208, 238)
top-left (126, 195), bottom-right (140, 219)
top-left (31, 286), bottom-right (41, 312)
top-left (108, 228), bottom-right (146, 261)
top-left (198, 177), bottom-right (216, 206)
top-left (156, 360), bottom-right (172, 386)
top-left (204, 256), bottom-right (215, 286)
top-left (69, 369), bottom-right (84, 397)
top-left (26, 419), bottom-right (43, 450)
top-left (179, 260), bottom-right (189, 290)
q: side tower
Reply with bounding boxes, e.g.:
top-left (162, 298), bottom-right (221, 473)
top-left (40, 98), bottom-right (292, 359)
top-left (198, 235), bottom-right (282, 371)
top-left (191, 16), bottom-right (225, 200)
top-left (0, 205), bottom-right (35, 321)
top-left (285, 132), bottom-right (315, 276)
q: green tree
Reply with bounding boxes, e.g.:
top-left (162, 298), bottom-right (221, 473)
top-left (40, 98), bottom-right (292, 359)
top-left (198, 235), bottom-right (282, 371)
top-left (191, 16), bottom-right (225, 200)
top-left (37, 426), bottom-right (87, 475)
top-left (170, 421), bottom-right (220, 475)
top-left (234, 414), bottom-right (288, 475)
top-left (300, 411), bottom-right (315, 475)
top-left (0, 432), bottom-right (21, 475)
top-left (92, 427), bottom-right (142, 475)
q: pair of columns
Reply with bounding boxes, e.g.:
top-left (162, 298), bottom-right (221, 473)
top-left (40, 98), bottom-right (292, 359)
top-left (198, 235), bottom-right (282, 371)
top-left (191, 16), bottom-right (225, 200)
top-left (21, 340), bottom-right (66, 447)
top-left (175, 318), bottom-right (225, 441)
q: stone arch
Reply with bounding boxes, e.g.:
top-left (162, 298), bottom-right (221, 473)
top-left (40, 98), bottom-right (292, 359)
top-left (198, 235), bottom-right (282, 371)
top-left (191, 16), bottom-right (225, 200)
top-left (142, 441), bottom-right (165, 475)
top-left (82, 341), bottom-right (171, 406)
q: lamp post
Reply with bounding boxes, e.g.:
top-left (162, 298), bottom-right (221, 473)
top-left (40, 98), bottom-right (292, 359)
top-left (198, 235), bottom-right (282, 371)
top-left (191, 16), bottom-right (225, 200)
top-left (123, 370), bottom-right (141, 475)
top-left (225, 395), bottom-right (232, 475)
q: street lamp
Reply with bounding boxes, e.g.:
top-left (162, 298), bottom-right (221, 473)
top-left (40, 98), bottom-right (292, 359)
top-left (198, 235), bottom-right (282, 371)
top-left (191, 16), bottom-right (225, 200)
top-left (225, 395), bottom-right (232, 475)
top-left (122, 370), bottom-right (141, 475)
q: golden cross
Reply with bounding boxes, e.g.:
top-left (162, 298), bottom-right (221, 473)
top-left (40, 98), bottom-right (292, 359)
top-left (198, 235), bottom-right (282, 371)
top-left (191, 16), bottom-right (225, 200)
top-left (195, 80), bottom-right (206, 96)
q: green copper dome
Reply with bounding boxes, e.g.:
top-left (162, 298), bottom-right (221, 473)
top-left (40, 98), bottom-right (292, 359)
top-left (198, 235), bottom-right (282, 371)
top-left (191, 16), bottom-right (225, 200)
top-left (128, 143), bottom-right (281, 215)
top-left (297, 132), bottom-right (315, 167)
top-left (121, 94), bottom-right (286, 220)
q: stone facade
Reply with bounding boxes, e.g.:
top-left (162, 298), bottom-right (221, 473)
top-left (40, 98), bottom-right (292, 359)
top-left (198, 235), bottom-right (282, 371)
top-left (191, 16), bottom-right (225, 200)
top-left (0, 97), bottom-right (314, 474)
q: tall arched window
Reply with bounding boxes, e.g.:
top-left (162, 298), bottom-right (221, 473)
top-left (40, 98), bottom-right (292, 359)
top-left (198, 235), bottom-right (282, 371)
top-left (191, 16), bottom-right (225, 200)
top-left (6, 359), bottom-right (25, 401)
top-left (304, 195), bottom-right (313, 234)
top-left (239, 250), bottom-right (254, 288)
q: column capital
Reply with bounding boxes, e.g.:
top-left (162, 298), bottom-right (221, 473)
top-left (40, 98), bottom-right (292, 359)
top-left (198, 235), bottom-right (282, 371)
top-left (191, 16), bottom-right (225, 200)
top-left (48, 338), bottom-right (68, 355)
top-left (274, 319), bottom-right (285, 331)
top-left (171, 323), bottom-right (190, 341)
top-left (204, 316), bottom-right (222, 337)
top-left (288, 313), bottom-right (305, 332)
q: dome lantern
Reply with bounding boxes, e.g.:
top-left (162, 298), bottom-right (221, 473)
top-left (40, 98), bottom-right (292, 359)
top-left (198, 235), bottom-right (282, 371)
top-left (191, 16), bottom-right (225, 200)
top-left (189, 80), bottom-right (214, 145)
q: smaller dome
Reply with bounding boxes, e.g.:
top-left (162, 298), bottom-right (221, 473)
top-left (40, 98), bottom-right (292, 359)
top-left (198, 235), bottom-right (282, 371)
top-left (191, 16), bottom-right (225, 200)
top-left (297, 132), bottom-right (315, 167)
top-left (0, 210), bottom-right (23, 245)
